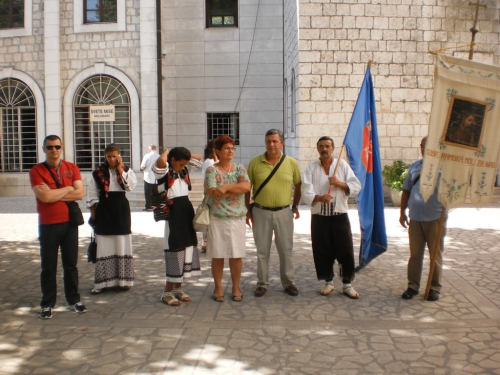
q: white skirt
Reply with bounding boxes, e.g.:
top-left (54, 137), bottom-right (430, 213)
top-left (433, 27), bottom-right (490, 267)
top-left (206, 215), bottom-right (246, 259)
top-left (94, 234), bottom-right (134, 289)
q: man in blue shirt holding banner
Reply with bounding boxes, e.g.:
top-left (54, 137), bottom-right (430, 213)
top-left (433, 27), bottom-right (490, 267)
top-left (400, 136), bottom-right (445, 302)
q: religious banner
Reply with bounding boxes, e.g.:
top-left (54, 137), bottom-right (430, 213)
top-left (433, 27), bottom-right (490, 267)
top-left (89, 105), bottom-right (115, 121)
top-left (420, 54), bottom-right (500, 209)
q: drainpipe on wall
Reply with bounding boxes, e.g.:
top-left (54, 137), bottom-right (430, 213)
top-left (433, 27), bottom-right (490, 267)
top-left (156, 0), bottom-right (164, 150)
top-left (282, 0), bottom-right (286, 154)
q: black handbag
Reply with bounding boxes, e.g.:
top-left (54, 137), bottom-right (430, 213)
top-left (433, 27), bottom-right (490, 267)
top-left (87, 230), bottom-right (97, 264)
top-left (43, 162), bottom-right (84, 226)
top-left (153, 203), bottom-right (170, 222)
top-left (151, 189), bottom-right (166, 206)
top-left (66, 201), bottom-right (85, 226)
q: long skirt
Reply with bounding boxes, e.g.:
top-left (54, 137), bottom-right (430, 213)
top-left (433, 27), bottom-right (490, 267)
top-left (163, 195), bottom-right (200, 282)
top-left (94, 234), bottom-right (134, 288)
top-left (94, 191), bottom-right (134, 288)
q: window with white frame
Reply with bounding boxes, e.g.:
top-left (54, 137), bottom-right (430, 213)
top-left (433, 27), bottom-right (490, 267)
top-left (207, 113), bottom-right (240, 145)
top-left (0, 0), bottom-right (32, 38)
top-left (73, 75), bottom-right (131, 171)
top-left (0, 0), bottom-right (24, 29)
top-left (74, 0), bottom-right (125, 33)
top-left (84, 0), bottom-right (117, 24)
top-left (206, 0), bottom-right (238, 28)
top-left (0, 78), bottom-right (37, 172)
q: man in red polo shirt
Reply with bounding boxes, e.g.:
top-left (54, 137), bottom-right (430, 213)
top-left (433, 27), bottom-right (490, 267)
top-left (29, 135), bottom-right (87, 319)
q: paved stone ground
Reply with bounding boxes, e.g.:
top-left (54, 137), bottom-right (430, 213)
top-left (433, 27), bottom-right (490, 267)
top-left (1, 197), bottom-right (500, 374)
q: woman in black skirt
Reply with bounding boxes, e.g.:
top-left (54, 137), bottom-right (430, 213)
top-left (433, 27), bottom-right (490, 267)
top-left (87, 144), bottom-right (137, 294)
top-left (152, 147), bottom-right (202, 306)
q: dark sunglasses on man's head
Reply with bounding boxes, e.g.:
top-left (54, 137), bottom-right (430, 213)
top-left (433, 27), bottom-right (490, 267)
top-left (45, 145), bottom-right (62, 150)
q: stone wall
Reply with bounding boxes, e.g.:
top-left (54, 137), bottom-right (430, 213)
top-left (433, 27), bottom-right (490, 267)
top-left (294, 0), bottom-right (500, 170)
top-left (59, 0), bottom-right (142, 105)
top-left (0, 1), bottom-right (45, 90)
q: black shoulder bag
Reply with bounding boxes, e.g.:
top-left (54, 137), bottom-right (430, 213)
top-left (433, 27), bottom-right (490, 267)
top-left (43, 162), bottom-right (84, 227)
top-left (249, 155), bottom-right (286, 214)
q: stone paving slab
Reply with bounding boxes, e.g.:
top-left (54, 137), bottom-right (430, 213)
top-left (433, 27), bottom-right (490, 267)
top-left (1, 198), bottom-right (500, 374)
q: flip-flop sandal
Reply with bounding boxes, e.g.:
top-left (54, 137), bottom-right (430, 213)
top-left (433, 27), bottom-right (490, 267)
top-left (161, 291), bottom-right (181, 306)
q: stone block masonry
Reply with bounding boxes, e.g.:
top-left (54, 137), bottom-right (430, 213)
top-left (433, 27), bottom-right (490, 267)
top-left (285, 0), bottom-right (500, 171)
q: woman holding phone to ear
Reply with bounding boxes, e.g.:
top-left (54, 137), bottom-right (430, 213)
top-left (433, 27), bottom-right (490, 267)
top-left (87, 144), bottom-right (137, 294)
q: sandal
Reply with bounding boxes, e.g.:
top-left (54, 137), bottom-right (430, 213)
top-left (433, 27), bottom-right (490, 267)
top-left (320, 282), bottom-right (335, 296)
top-left (173, 287), bottom-right (191, 302)
top-left (232, 294), bottom-right (243, 302)
top-left (342, 286), bottom-right (360, 299)
top-left (161, 291), bottom-right (181, 306)
top-left (213, 293), bottom-right (224, 302)
top-left (91, 288), bottom-right (103, 294)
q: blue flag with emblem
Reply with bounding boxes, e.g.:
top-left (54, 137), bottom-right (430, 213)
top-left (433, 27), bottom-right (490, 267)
top-left (343, 65), bottom-right (387, 269)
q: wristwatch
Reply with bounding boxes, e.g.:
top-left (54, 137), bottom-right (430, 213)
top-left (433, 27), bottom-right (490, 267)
top-left (292, 205), bottom-right (297, 210)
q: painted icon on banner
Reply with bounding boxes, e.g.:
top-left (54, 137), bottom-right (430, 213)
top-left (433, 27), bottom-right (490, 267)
top-left (442, 96), bottom-right (488, 151)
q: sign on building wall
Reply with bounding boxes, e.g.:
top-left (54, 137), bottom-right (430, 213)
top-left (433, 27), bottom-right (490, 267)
top-left (421, 54), bottom-right (500, 208)
top-left (89, 105), bottom-right (115, 121)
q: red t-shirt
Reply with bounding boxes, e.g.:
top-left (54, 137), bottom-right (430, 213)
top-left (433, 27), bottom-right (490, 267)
top-left (29, 161), bottom-right (82, 225)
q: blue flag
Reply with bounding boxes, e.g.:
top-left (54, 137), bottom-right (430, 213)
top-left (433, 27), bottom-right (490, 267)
top-left (343, 66), bottom-right (387, 270)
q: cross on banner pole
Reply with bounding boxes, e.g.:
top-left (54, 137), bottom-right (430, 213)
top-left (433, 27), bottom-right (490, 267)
top-left (468, 0), bottom-right (486, 60)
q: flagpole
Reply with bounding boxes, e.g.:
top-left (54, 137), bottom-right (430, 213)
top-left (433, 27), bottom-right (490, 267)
top-left (328, 145), bottom-right (345, 195)
top-left (423, 207), bottom-right (446, 300)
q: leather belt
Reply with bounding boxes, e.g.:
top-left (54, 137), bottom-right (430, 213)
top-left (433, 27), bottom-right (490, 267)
top-left (253, 203), bottom-right (289, 212)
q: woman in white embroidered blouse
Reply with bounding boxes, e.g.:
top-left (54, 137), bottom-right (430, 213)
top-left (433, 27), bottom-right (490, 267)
top-left (87, 144), bottom-right (137, 294)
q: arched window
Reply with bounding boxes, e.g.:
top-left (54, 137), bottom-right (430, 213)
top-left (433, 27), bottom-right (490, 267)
top-left (0, 78), bottom-right (37, 172)
top-left (73, 75), bottom-right (131, 171)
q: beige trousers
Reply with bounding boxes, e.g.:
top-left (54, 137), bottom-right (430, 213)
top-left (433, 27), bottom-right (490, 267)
top-left (407, 218), bottom-right (444, 292)
top-left (252, 206), bottom-right (295, 289)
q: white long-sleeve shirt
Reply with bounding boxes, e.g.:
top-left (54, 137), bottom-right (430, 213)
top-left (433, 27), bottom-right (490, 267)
top-left (87, 168), bottom-right (137, 207)
top-left (301, 158), bottom-right (361, 215)
top-left (152, 158), bottom-right (202, 199)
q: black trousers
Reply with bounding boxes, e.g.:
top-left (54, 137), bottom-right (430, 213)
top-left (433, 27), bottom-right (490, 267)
top-left (144, 180), bottom-right (154, 209)
top-left (311, 214), bottom-right (355, 283)
top-left (39, 222), bottom-right (80, 308)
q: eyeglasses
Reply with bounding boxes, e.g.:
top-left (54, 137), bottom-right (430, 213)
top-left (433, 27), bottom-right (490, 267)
top-left (45, 145), bottom-right (62, 150)
top-left (222, 147), bottom-right (236, 152)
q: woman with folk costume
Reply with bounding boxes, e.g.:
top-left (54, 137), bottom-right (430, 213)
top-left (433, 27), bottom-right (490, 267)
top-left (152, 147), bottom-right (202, 306)
top-left (87, 144), bottom-right (137, 294)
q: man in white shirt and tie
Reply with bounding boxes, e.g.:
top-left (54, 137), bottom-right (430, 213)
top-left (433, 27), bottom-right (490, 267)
top-left (140, 144), bottom-right (160, 211)
top-left (301, 136), bottom-right (361, 299)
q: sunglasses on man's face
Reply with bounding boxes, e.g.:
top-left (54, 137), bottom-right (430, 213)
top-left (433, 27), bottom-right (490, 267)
top-left (45, 145), bottom-right (62, 150)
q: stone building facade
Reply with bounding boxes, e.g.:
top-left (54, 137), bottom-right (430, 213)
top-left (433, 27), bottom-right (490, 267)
top-left (1, 0), bottom-right (500, 197)
top-left (0, 0), bottom-right (284, 195)
top-left (284, 0), bottom-right (500, 171)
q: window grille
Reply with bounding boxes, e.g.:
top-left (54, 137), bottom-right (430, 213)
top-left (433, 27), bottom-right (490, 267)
top-left (206, 0), bottom-right (238, 28)
top-left (0, 0), bottom-right (24, 29)
top-left (84, 0), bottom-right (117, 23)
top-left (0, 78), bottom-right (37, 172)
top-left (73, 75), bottom-right (131, 171)
top-left (207, 113), bottom-right (239, 145)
